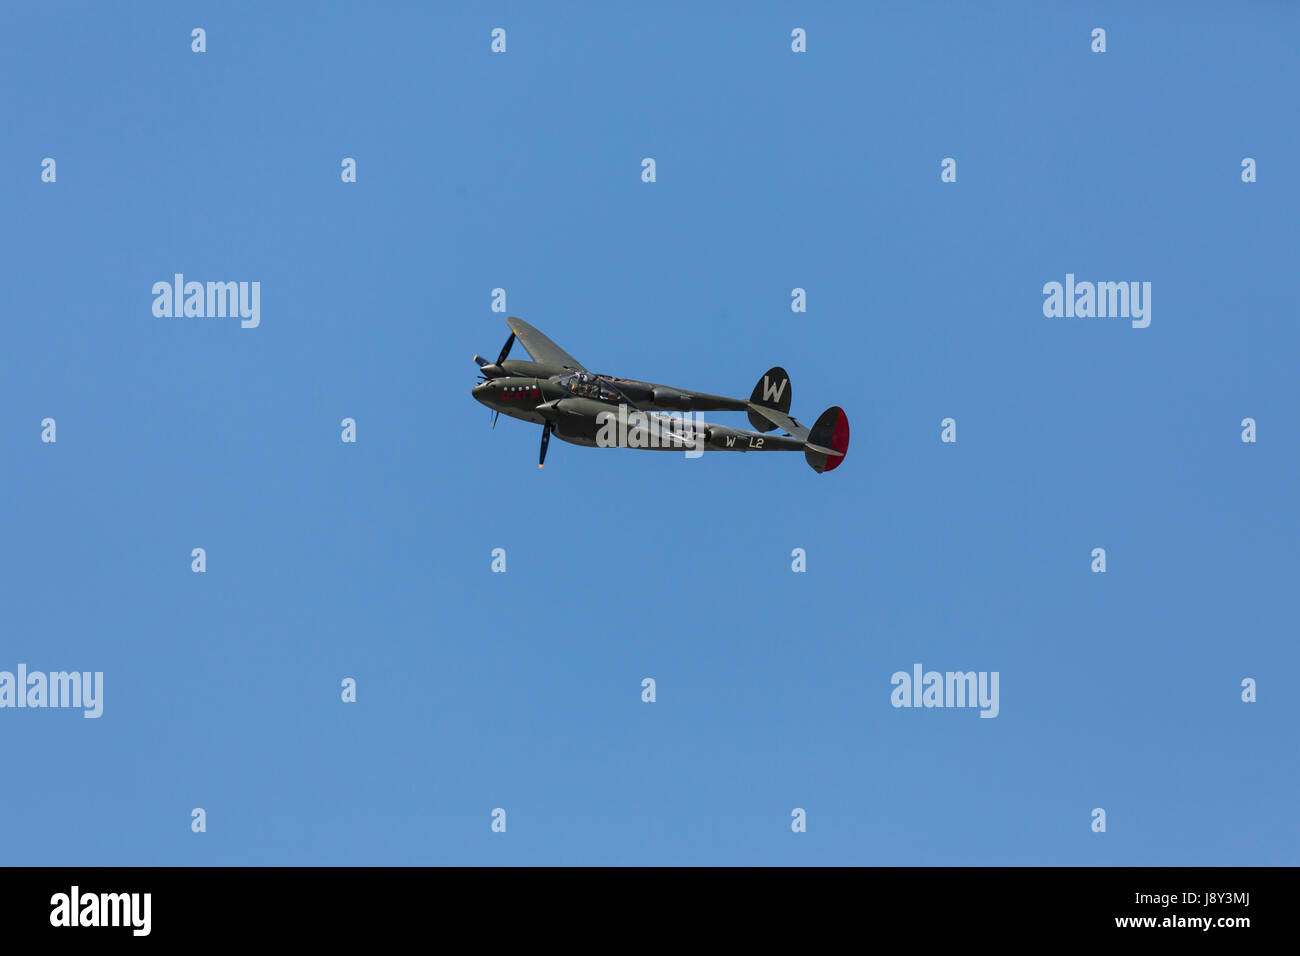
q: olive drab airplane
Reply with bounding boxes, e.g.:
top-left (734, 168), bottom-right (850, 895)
top-left (472, 317), bottom-right (850, 473)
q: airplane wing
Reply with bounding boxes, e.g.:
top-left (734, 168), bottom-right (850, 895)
top-left (505, 317), bottom-right (586, 371)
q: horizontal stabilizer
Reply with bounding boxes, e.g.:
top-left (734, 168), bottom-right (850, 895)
top-left (747, 403), bottom-right (808, 441)
top-left (804, 442), bottom-right (844, 457)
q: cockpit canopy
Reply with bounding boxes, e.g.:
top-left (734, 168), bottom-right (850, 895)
top-left (558, 370), bottom-right (627, 403)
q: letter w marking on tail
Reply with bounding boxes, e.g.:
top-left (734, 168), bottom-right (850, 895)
top-left (762, 376), bottom-right (788, 404)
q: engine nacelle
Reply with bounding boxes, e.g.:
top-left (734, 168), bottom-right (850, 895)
top-left (650, 387), bottom-right (691, 409)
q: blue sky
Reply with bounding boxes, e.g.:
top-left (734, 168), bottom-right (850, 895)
top-left (1, 1), bottom-right (1296, 865)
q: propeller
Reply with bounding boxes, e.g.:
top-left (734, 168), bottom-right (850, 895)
top-left (496, 332), bottom-right (516, 366)
top-left (473, 331), bottom-right (517, 379)
top-left (538, 422), bottom-right (553, 468)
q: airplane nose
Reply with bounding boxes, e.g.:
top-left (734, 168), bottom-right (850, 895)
top-left (472, 382), bottom-right (492, 402)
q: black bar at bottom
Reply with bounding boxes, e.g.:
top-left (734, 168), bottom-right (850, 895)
top-left (0, 866), bottom-right (1275, 942)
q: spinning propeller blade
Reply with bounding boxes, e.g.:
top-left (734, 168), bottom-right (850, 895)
top-left (539, 423), bottom-right (552, 468)
top-left (496, 332), bottom-right (516, 367)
